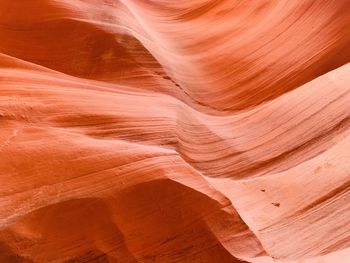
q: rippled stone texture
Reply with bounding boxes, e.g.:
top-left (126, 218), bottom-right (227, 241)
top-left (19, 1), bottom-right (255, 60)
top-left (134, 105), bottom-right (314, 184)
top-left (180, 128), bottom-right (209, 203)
top-left (0, 1), bottom-right (349, 262)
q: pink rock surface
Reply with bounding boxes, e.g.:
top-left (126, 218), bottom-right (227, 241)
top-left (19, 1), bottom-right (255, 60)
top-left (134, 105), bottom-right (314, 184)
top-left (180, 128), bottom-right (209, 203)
top-left (0, 1), bottom-right (349, 262)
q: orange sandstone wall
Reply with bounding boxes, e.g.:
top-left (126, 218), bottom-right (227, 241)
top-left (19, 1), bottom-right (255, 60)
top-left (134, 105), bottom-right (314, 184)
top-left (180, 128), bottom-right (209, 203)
top-left (0, 1), bottom-right (349, 262)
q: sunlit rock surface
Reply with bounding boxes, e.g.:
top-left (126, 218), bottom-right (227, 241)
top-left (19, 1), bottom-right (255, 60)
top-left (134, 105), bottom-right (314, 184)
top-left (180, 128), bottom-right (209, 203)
top-left (0, 1), bottom-right (349, 262)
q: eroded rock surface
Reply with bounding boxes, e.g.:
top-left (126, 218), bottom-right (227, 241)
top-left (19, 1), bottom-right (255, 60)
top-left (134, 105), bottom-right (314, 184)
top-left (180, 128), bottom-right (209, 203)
top-left (0, 1), bottom-right (349, 262)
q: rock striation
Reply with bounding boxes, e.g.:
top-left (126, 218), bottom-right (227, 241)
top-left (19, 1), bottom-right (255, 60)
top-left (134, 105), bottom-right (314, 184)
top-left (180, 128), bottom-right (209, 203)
top-left (0, 1), bottom-right (349, 262)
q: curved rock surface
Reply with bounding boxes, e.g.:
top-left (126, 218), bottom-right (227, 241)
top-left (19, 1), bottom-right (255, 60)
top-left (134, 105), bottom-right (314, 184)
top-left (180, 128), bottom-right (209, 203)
top-left (0, 1), bottom-right (349, 262)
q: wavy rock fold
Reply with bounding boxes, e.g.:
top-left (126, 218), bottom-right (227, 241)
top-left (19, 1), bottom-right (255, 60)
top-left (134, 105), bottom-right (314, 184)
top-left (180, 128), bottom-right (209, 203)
top-left (0, 1), bottom-right (349, 262)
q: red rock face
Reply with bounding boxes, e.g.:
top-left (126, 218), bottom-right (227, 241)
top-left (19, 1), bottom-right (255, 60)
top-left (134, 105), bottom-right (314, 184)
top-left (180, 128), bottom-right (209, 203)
top-left (0, 1), bottom-right (349, 262)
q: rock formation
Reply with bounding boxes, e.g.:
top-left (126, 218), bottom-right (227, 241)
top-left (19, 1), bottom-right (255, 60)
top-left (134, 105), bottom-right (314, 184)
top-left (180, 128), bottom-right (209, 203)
top-left (0, 0), bottom-right (349, 262)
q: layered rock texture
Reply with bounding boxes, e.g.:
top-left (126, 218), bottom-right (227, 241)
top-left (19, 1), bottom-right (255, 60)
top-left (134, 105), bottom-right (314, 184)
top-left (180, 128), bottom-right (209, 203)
top-left (0, 1), bottom-right (350, 262)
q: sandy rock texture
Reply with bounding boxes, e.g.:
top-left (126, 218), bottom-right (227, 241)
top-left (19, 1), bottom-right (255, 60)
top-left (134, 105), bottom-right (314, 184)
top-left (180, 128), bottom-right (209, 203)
top-left (0, 0), bottom-right (349, 262)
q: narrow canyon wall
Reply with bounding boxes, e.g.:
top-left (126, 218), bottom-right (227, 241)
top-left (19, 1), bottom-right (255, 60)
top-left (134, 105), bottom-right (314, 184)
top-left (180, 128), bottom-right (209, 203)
top-left (0, 1), bottom-right (349, 262)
